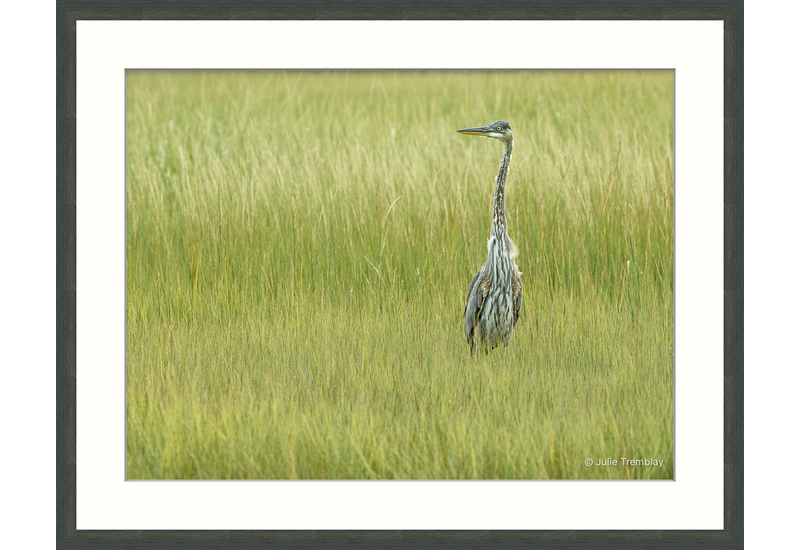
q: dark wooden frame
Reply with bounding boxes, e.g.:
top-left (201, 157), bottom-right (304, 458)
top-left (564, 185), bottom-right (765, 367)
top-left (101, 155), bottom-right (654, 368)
top-left (56, 1), bottom-right (743, 548)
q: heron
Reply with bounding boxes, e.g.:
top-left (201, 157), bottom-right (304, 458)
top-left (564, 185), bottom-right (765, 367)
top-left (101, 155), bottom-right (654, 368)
top-left (458, 120), bottom-right (523, 357)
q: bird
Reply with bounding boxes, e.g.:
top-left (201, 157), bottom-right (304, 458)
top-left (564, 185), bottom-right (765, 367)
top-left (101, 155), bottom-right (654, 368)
top-left (458, 120), bottom-right (523, 357)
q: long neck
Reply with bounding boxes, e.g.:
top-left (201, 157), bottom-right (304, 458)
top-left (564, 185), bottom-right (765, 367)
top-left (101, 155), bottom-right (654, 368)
top-left (490, 138), bottom-right (513, 239)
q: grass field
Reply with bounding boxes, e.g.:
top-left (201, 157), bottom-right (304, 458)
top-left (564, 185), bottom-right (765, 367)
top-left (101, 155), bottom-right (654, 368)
top-left (126, 70), bottom-right (674, 479)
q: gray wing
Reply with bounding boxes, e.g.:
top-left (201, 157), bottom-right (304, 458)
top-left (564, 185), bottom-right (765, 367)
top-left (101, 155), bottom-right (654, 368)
top-left (464, 266), bottom-right (489, 346)
top-left (512, 269), bottom-right (523, 325)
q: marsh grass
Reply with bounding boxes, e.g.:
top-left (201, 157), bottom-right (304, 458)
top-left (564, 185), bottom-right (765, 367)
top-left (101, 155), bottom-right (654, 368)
top-left (126, 70), bottom-right (673, 479)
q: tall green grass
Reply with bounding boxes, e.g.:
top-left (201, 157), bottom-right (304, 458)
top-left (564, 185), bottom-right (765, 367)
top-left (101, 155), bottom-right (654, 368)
top-left (126, 70), bottom-right (673, 479)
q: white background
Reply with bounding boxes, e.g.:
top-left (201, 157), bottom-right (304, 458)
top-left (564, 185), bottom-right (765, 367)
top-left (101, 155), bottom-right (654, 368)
top-left (77, 19), bottom-right (722, 530)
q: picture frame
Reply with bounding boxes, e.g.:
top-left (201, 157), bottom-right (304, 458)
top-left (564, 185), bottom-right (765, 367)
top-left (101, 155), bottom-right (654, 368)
top-left (56, 2), bottom-right (744, 548)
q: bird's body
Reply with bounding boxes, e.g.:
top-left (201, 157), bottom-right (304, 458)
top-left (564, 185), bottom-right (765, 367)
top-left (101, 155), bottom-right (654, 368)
top-left (459, 121), bottom-right (523, 355)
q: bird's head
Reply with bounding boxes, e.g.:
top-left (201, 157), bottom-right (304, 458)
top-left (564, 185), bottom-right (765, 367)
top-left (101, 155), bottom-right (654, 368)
top-left (457, 120), bottom-right (513, 143)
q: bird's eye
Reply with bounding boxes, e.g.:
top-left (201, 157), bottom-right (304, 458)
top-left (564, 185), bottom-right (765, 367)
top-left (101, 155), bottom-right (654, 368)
top-left (496, 127), bottom-right (502, 131)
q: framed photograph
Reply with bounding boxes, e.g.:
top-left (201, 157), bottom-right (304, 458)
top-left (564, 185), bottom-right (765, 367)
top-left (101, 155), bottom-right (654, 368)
top-left (57, 1), bottom-right (742, 548)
